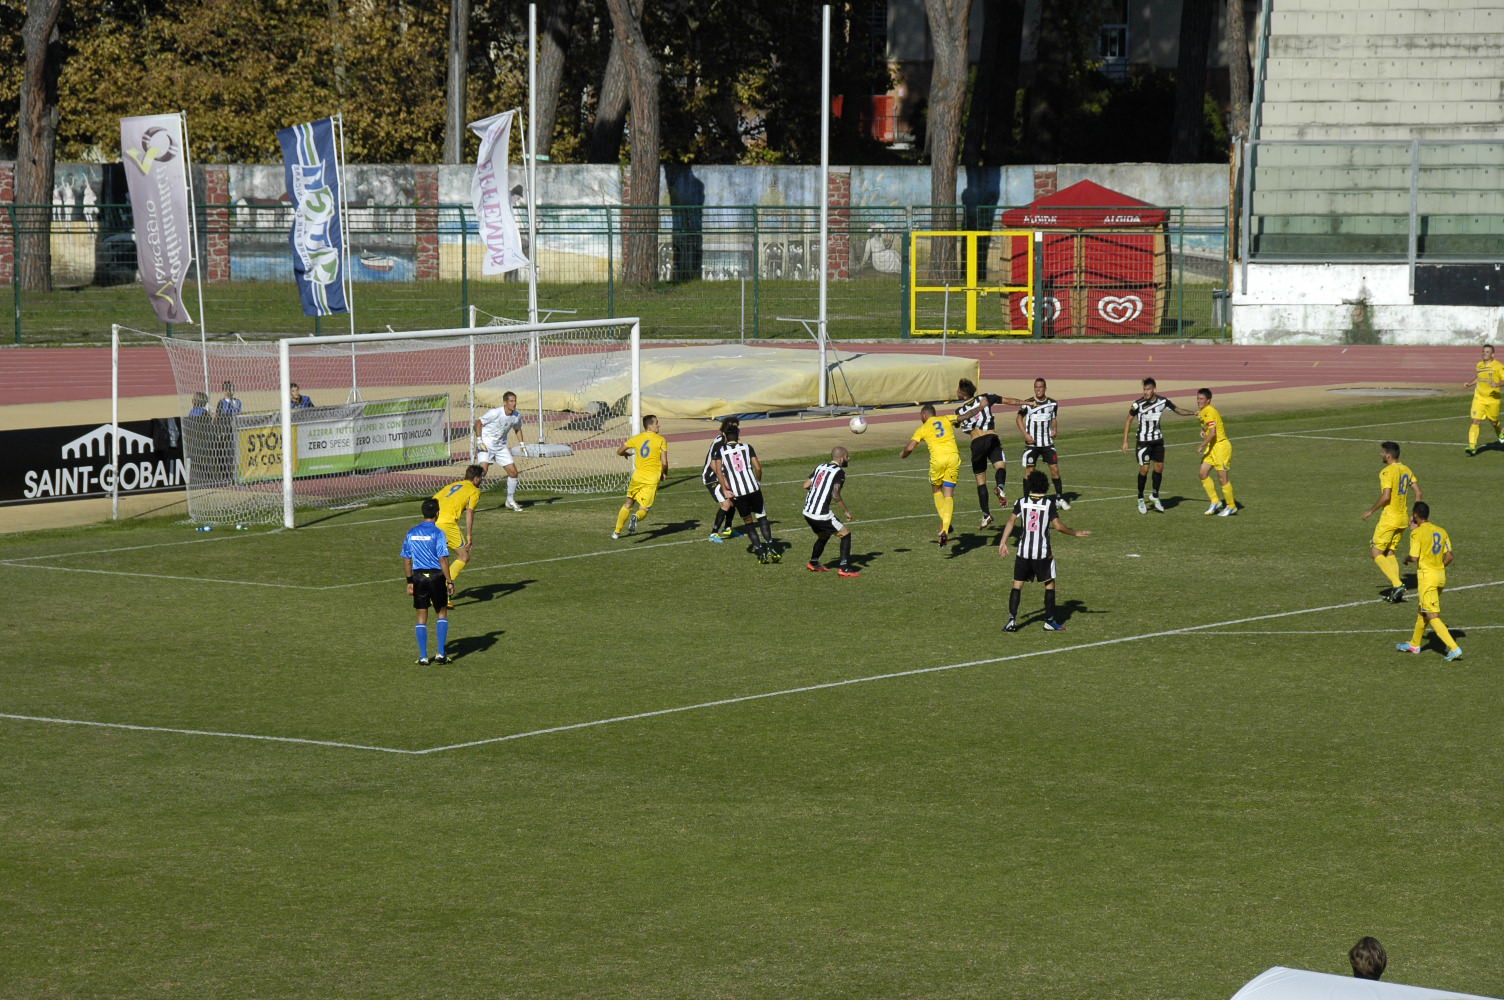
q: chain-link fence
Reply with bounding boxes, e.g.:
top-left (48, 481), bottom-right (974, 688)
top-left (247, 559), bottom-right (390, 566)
top-left (2, 203), bottom-right (1228, 344)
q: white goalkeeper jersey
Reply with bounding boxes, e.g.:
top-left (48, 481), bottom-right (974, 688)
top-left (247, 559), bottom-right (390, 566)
top-left (479, 407), bottom-right (523, 447)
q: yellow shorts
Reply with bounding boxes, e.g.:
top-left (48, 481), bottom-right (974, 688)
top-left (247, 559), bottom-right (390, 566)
top-left (1470, 396), bottom-right (1500, 423)
top-left (627, 479), bottom-right (659, 509)
top-left (439, 522), bottom-right (465, 551)
top-left (1202, 440), bottom-right (1232, 472)
top-left (1371, 520), bottom-right (1405, 552)
top-left (929, 456), bottom-right (961, 487)
top-left (1415, 577), bottom-right (1444, 614)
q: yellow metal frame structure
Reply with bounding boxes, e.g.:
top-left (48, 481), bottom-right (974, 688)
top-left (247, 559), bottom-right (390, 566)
top-left (909, 229), bottom-right (1035, 337)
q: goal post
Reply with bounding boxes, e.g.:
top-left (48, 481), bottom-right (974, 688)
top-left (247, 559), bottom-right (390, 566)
top-left (154, 318), bottom-right (642, 528)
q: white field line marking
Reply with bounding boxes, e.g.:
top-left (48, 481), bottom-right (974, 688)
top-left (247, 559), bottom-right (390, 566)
top-left (0, 713), bottom-right (417, 754)
top-left (10, 579), bottom-right (1498, 755)
top-left (1272, 434), bottom-right (1464, 447)
top-left (1200, 625), bottom-right (1502, 636)
top-left (0, 563), bottom-right (302, 588)
top-left (413, 579), bottom-right (1504, 754)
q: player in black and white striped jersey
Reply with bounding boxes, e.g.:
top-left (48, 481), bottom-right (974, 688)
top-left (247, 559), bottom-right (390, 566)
top-left (955, 378), bottom-right (1024, 529)
top-left (1016, 377), bottom-right (1070, 510)
top-left (998, 470), bottom-right (1091, 633)
top-left (712, 422), bottom-right (780, 563)
top-left (1120, 376), bottom-right (1192, 514)
top-left (702, 417), bottom-right (739, 542)
top-left (802, 446), bottom-right (859, 577)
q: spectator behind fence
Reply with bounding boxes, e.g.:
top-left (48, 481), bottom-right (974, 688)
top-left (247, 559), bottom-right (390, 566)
top-left (1349, 936), bottom-right (1387, 980)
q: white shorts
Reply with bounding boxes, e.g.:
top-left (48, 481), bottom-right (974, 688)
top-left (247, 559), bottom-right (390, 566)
top-left (478, 442), bottom-right (515, 467)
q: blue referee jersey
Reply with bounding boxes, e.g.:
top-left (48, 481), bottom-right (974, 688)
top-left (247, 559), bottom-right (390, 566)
top-left (402, 521), bottom-right (450, 569)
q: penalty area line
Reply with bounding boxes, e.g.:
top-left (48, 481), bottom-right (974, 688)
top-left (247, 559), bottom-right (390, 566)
top-left (0, 712), bottom-right (419, 754)
top-left (414, 578), bottom-right (1504, 754)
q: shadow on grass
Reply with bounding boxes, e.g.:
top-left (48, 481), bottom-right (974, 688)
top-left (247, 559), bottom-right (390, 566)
top-left (459, 579), bottom-right (535, 605)
top-left (445, 628), bottom-right (506, 661)
top-left (641, 518), bottom-right (698, 540)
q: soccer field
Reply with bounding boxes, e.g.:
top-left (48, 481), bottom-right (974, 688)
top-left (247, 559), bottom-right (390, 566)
top-left (3, 395), bottom-right (1500, 1000)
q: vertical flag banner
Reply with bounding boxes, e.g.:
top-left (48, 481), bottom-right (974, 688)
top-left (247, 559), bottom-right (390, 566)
top-left (120, 114), bottom-right (195, 324)
top-left (468, 111), bottom-right (530, 275)
top-left (276, 117), bottom-right (348, 316)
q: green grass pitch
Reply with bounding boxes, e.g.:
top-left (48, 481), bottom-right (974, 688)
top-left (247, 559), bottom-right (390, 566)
top-left (2, 396), bottom-right (1500, 999)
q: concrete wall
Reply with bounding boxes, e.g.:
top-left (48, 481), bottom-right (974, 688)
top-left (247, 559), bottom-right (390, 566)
top-left (1232, 263), bottom-right (1504, 345)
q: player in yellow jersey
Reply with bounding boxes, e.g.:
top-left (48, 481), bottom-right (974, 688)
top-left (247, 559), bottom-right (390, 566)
top-left (431, 464), bottom-right (485, 604)
top-left (1195, 388), bottom-right (1238, 516)
top-left (899, 403), bottom-right (962, 546)
top-left (613, 414), bottom-right (668, 539)
top-left (1396, 502), bottom-right (1462, 661)
top-left (1462, 343), bottom-right (1504, 455)
top-left (1360, 440), bottom-right (1422, 603)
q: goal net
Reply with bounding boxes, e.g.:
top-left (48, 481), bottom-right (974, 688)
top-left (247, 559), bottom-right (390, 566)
top-left (152, 319), bottom-right (641, 527)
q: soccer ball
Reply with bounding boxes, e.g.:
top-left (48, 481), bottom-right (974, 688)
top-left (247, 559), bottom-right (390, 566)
top-left (849, 415), bottom-right (867, 434)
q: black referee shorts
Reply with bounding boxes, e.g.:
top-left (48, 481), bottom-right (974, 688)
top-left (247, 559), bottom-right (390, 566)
top-left (411, 568), bottom-right (449, 610)
top-left (970, 434), bottom-right (1005, 473)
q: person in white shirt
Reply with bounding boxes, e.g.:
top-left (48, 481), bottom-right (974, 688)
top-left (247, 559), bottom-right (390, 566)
top-left (474, 391), bottom-right (525, 511)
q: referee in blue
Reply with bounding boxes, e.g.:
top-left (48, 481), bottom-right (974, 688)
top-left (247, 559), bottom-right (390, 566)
top-left (402, 497), bottom-right (455, 664)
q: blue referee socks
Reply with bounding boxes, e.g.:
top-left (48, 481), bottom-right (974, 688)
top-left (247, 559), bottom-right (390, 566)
top-left (415, 623), bottom-right (428, 659)
top-left (436, 618), bottom-right (449, 658)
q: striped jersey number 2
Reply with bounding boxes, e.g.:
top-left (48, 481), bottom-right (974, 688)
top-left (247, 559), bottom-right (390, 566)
top-left (1025, 508), bottom-right (1042, 534)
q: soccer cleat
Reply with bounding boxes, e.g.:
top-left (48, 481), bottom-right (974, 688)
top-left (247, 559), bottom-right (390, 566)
top-left (611, 531), bottom-right (622, 540)
top-left (1003, 618), bottom-right (1018, 633)
top-left (806, 561), bottom-right (830, 572)
top-left (1394, 643), bottom-right (1421, 654)
top-left (416, 657), bottom-right (431, 666)
top-left (995, 485), bottom-right (1008, 504)
top-left (707, 532), bottom-right (725, 543)
top-left (719, 528), bottom-right (734, 539)
top-left (432, 654), bottom-right (451, 664)
top-left (1137, 498), bottom-right (1148, 514)
top-left (938, 529), bottom-right (949, 547)
top-left (980, 513), bottom-right (995, 529)
top-left (836, 566), bottom-right (861, 578)
top-left (1218, 505), bottom-right (1238, 516)
top-left (756, 549), bottom-right (770, 564)
top-left (1498, 434), bottom-right (1504, 445)
top-left (627, 512), bottom-right (638, 534)
top-left (768, 547), bottom-right (781, 563)
top-left (1465, 447), bottom-right (1477, 456)
top-left (1041, 619), bottom-right (1065, 632)
top-left (1387, 586), bottom-right (1406, 603)
top-left (1443, 647), bottom-right (1464, 662)
top-left (1056, 497), bottom-right (1071, 511)
top-left (1151, 496), bottom-right (1165, 513)
top-left (505, 499), bottom-right (524, 512)
top-left (1204, 501), bottom-right (1224, 515)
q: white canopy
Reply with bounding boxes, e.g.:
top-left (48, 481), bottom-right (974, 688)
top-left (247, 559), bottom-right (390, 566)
top-left (1232, 967), bottom-right (1498, 1000)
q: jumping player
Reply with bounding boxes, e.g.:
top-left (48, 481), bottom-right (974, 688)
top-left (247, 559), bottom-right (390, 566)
top-left (1016, 377), bottom-right (1068, 510)
top-left (803, 446), bottom-right (859, 577)
top-left (900, 403), bottom-right (963, 546)
top-left (998, 470), bottom-right (1091, 633)
top-left (1121, 377), bottom-right (1192, 513)
top-left (955, 378), bottom-right (1024, 528)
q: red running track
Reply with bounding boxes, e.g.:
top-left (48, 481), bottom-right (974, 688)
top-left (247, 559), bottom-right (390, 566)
top-left (0, 342), bottom-right (1474, 406)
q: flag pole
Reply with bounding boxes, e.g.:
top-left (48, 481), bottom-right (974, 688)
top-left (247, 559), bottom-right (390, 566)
top-left (178, 110), bottom-right (209, 355)
top-left (818, 4), bottom-right (830, 407)
top-left (334, 112), bottom-right (355, 339)
top-left (526, 2), bottom-right (539, 327)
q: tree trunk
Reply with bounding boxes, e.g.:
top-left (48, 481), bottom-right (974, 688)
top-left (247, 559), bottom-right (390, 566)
top-left (963, 0), bottom-right (1024, 166)
top-left (534, 0), bottom-right (578, 160)
top-left (1171, 0), bottom-right (1215, 162)
top-left (1226, 0), bottom-right (1251, 139)
top-left (443, 0), bottom-right (471, 163)
top-left (923, 0), bottom-right (971, 280)
top-left (16, 0), bottom-right (65, 294)
top-left (603, 0), bottom-right (660, 288)
top-left (588, 32), bottom-right (629, 163)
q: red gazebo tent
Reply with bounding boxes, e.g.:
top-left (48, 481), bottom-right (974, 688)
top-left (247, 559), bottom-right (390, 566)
top-left (996, 179), bottom-right (1169, 337)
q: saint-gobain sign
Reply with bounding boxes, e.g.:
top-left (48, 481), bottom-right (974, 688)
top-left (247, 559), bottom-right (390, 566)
top-left (2, 420), bottom-right (187, 505)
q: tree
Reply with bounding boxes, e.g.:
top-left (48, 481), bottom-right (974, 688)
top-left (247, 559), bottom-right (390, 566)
top-left (963, 0), bottom-right (1025, 166)
top-left (534, 0), bottom-right (578, 160)
top-left (922, 0), bottom-right (971, 278)
top-left (587, 32), bottom-right (628, 163)
top-left (16, 0), bottom-right (65, 293)
top-left (1170, 0), bottom-right (1214, 162)
top-left (602, 0), bottom-right (659, 286)
top-left (1226, 0), bottom-right (1250, 139)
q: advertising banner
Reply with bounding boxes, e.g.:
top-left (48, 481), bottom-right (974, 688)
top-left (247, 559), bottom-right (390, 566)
top-left (2, 420), bottom-right (187, 505)
top-left (276, 116), bottom-right (348, 316)
top-left (468, 110), bottom-right (530, 275)
top-left (234, 397), bottom-right (450, 483)
top-left (119, 114), bottom-right (195, 324)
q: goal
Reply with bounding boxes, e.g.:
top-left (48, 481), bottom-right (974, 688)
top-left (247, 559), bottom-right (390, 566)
top-left (149, 319), bottom-right (642, 527)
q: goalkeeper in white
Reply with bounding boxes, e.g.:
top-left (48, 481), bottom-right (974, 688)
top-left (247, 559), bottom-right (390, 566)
top-left (474, 390), bottom-right (525, 511)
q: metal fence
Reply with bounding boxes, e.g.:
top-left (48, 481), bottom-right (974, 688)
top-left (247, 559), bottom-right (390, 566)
top-left (2, 203), bottom-right (1228, 344)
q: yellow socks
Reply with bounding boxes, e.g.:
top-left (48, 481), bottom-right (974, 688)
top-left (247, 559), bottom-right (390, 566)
top-left (1374, 553), bottom-right (1402, 588)
top-left (1201, 477), bottom-right (1219, 503)
top-left (1222, 482), bottom-right (1236, 508)
top-left (614, 505), bottom-right (632, 534)
top-left (934, 494), bottom-right (954, 532)
top-left (1468, 423), bottom-right (1480, 449)
top-left (449, 558), bottom-right (467, 581)
top-left (1430, 618), bottom-right (1458, 651)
